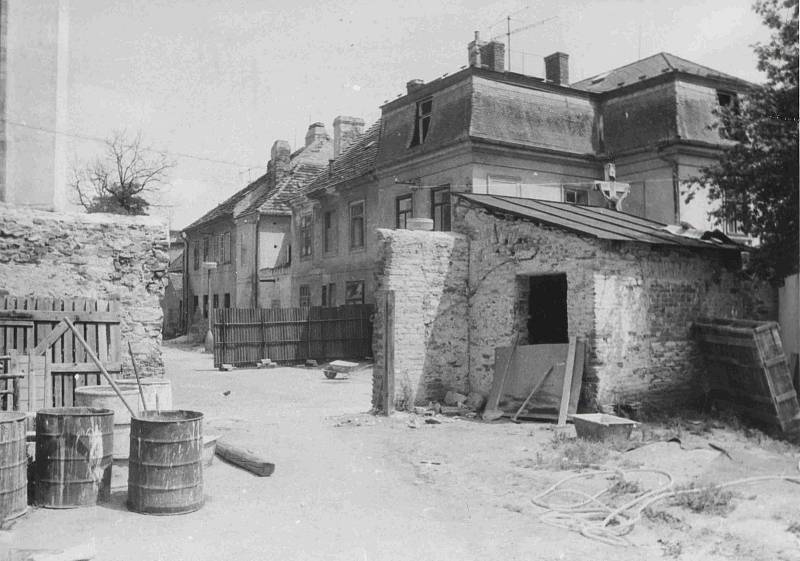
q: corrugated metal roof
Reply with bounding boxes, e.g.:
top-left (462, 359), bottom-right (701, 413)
top-left (571, 52), bottom-right (749, 93)
top-left (458, 193), bottom-right (740, 251)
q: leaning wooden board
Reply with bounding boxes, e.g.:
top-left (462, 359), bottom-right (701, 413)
top-left (489, 339), bottom-right (585, 421)
top-left (694, 318), bottom-right (800, 432)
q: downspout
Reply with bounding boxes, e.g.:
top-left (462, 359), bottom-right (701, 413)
top-left (180, 231), bottom-right (189, 334)
top-left (254, 215), bottom-right (260, 308)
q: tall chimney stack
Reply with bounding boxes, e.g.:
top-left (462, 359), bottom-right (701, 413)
top-left (468, 31), bottom-right (505, 72)
top-left (544, 52), bottom-right (569, 85)
top-left (267, 140), bottom-right (291, 188)
top-left (333, 116), bottom-right (364, 158)
top-left (304, 122), bottom-right (328, 147)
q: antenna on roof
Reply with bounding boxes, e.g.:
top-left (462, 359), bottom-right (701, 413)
top-left (491, 14), bottom-right (558, 72)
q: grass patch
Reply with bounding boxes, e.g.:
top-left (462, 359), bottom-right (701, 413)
top-left (643, 507), bottom-right (687, 530)
top-left (531, 432), bottom-right (611, 470)
top-left (670, 483), bottom-right (736, 516)
top-left (608, 474), bottom-right (643, 496)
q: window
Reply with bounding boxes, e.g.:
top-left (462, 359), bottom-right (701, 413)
top-left (564, 189), bottom-right (589, 205)
top-left (221, 232), bottom-right (231, 264)
top-left (240, 232), bottom-right (246, 262)
top-left (345, 281), bottom-right (364, 305)
top-left (409, 97), bottom-right (433, 147)
top-left (299, 213), bottom-right (313, 258)
top-left (431, 186), bottom-right (451, 231)
top-left (202, 295), bottom-right (208, 319)
top-left (193, 242), bottom-right (200, 270)
top-left (395, 194), bottom-right (413, 229)
top-left (192, 295), bottom-right (198, 316)
top-left (349, 201), bottom-right (365, 249)
top-left (716, 89), bottom-right (742, 140)
top-left (323, 211), bottom-right (336, 253)
top-left (212, 294), bottom-right (219, 309)
top-left (321, 283), bottom-right (336, 307)
top-left (299, 285), bottom-right (311, 307)
top-left (202, 237), bottom-right (210, 262)
top-left (224, 293), bottom-right (231, 308)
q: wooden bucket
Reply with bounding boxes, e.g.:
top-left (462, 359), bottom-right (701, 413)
top-left (74, 385), bottom-right (141, 460)
top-left (0, 412), bottom-right (28, 521)
top-left (128, 410), bottom-right (204, 515)
top-left (34, 407), bottom-right (113, 508)
top-left (117, 378), bottom-right (173, 411)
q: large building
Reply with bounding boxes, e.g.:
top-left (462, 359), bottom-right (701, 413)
top-left (289, 34), bottom-right (752, 307)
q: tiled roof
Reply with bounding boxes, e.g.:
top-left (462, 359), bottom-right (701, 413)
top-left (571, 52), bottom-right (750, 93)
top-left (300, 121), bottom-right (381, 197)
top-left (185, 140), bottom-right (329, 230)
top-left (458, 193), bottom-right (740, 251)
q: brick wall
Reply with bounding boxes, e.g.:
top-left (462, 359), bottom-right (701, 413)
top-left (0, 204), bottom-right (170, 376)
top-left (372, 229), bottom-right (469, 410)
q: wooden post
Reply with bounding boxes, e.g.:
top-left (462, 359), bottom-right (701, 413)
top-left (26, 349), bottom-right (35, 412)
top-left (557, 336), bottom-right (578, 426)
top-left (382, 291), bottom-right (395, 415)
top-left (44, 353), bottom-right (51, 408)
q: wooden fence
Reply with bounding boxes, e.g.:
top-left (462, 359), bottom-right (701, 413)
top-left (0, 296), bottom-right (121, 409)
top-left (212, 305), bottom-right (374, 368)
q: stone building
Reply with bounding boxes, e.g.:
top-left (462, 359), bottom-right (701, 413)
top-left (183, 120), bottom-right (362, 331)
top-left (370, 194), bottom-right (775, 413)
top-left (290, 34), bottom-right (752, 308)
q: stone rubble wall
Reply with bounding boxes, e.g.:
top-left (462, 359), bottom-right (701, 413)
top-left (372, 229), bottom-right (469, 410)
top-left (462, 205), bottom-right (776, 412)
top-left (0, 203), bottom-right (170, 376)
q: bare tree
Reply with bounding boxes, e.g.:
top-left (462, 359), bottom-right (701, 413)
top-left (71, 131), bottom-right (175, 215)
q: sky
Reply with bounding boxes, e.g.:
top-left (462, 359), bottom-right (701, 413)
top-left (63, 0), bottom-right (772, 229)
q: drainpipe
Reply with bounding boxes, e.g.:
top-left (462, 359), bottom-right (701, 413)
top-left (180, 231), bottom-right (189, 335)
top-left (254, 215), bottom-right (260, 308)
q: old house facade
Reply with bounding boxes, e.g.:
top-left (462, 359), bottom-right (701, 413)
top-left (290, 35), bottom-right (751, 307)
top-left (182, 122), bottom-right (335, 332)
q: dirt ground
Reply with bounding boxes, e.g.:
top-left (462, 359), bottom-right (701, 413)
top-left (2, 342), bottom-right (800, 561)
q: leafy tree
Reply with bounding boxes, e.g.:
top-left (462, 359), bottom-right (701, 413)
top-left (71, 131), bottom-right (174, 215)
top-left (690, 0), bottom-right (798, 279)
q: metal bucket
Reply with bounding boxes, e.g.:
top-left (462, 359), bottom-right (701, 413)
top-left (0, 412), bottom-right (28, 521)
top-left (75, 385), bottom-right (141, 461)
top-left (128, 410), bottom-right (204, 515)
top-left (117, 378), bottom-right (173, 411)
top-left (34, 407), bottom-right (113, 508)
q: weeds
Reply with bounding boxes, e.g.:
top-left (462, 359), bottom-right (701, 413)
top-left (670, 483), bottom-right (736, 516)
top-left (643, 508), bottom-right (687, 530)
top-left (540, 432), bottom-right (610, 470)
top-left (608, 474), bottom-right (642, 496)
top-left (787, 522), bottom-right (800, 536)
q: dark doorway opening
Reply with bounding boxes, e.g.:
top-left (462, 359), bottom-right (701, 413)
top-left (527, 274), bottom-right (568, 344)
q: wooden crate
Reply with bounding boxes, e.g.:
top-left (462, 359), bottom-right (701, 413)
top-left (694, 318), bottom-right (800, 432)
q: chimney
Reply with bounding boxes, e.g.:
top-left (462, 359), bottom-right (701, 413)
top-left (267, 140), bottom-right (291, 188)
top-left (304, 122), bottom-right (328, 147)
top-left (468, 31), bottom-right (505, 72)
top-left (333, 115), bottom-right (365, 158)
top-left (406, 79), bottom-right (425, 94)
top-left (544, 52), bottom-right (569, 85)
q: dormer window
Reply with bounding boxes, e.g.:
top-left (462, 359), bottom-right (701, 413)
top-left (410, 97), bottom-right (432, 147)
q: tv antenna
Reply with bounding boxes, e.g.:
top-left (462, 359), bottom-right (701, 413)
top-left (491, 14), bottom-right (558, 72)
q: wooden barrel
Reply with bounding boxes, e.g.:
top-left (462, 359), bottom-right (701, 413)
top-left (0, 412), bottom-right (27, 521)
top-left (128, 410), bottom-right (204, 515)
top-left (117, 378), bottom-right (173, 411)
top-left (75, 385), bottom-right (141, 460)
top-left (34, 407), bottom-right (113, 508)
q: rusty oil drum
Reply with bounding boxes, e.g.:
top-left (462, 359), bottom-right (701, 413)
top-left (34, 407), bottom-right (114, 508)
top-left (0, 411), bottom-right (28, 520)
top-left (127, 410), bottom-right (204, 515)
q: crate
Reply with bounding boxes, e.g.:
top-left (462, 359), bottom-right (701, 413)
top-left (570, 413), bottom-right (636, 441)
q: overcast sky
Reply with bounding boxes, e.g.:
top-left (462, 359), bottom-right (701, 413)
top-left (64, 0), bottom-right (771, 229)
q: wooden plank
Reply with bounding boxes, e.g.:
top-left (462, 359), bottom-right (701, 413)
top-left (109, 302), bottom-right (121, 362)
top-left (557, 336), bottom-right (577, 426)
top-left (49, 361), bottom-right (122, 373)
top-left (0, 310), bottom-right (120, 323)
top-left (31, 321), bottom-right (70, 356)
top-left (215, 440), bottom-right (275, 477)
top-left (568, 338), bottom-right (585, 416)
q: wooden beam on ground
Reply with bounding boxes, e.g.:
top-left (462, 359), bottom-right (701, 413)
top-left (557, 336), bottom-right (577, 426)
top-left (215, 440), bottom-right (275, 477)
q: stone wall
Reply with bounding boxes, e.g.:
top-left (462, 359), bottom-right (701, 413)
top-left (371, 229), bottom-right (469, 410)
top-left (462, 204), bottom-right (776, 412)
top-left (0, 204), bottom-right (170, 376)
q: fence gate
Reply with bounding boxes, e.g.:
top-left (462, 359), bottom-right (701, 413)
top-left (0, 296), bottom-right (122, 409)
top-left (213, 305), bottom-right (373, 368)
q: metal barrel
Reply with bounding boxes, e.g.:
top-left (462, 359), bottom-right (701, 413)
top-left (0, 412), bottom-right (28, 521)
top-left (34, 407), bottom-right (114, 508)
top-left (74, 385), bottom-right (141, 461)
top-left (127, 410), bottom-right (204, 515)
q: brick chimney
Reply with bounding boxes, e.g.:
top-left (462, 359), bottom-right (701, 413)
top-left (333, 115), bottom-right (364, 158)
top-left (468, 31), bottom-right (505, 72)
top-left (406, 79), bottom-right (425, 94)
top-left (305, 122), bottom-right (328, 147)
top-left (267, 140), bottom-right (291, 187)
top-left (545, 52), bottom-right (569, 85)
